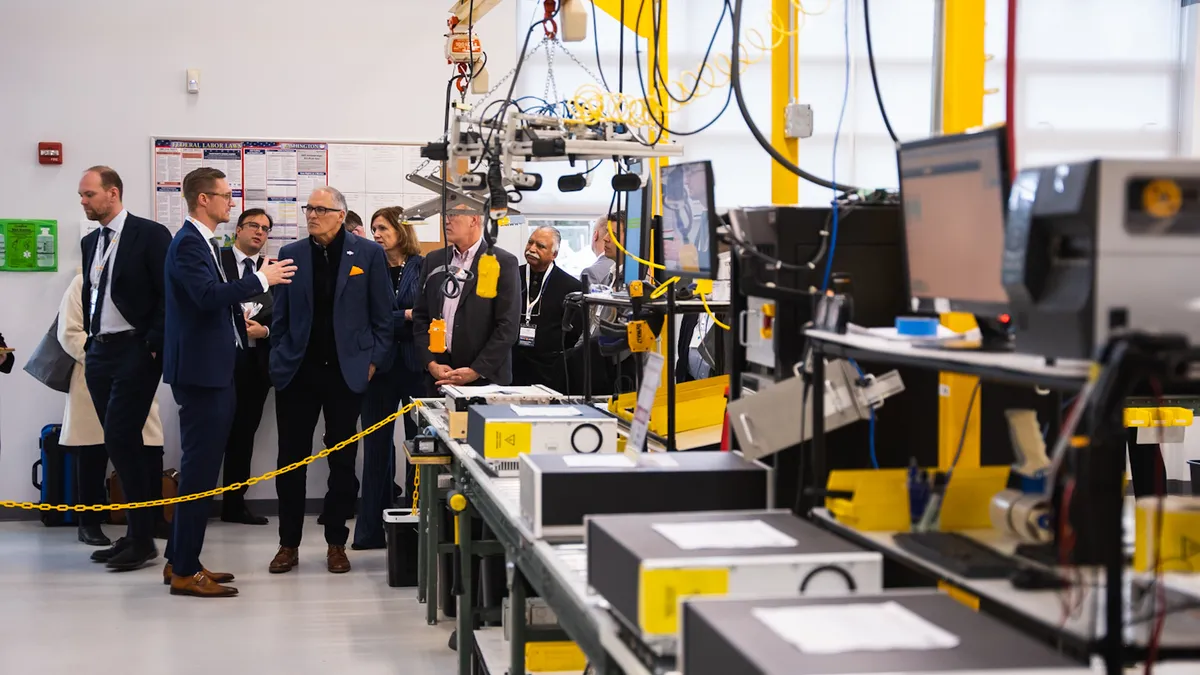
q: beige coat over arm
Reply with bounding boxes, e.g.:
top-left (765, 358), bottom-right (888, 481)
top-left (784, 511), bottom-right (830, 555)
top-left (56, 274), bottom-right (164, 447)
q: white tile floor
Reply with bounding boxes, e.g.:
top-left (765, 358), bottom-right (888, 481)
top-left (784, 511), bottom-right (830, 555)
top-left (0, 518), bottom-right (456, 675)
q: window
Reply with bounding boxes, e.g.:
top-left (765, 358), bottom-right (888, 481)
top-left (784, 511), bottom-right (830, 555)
top-left (524, 216), bottom-right (599, 279)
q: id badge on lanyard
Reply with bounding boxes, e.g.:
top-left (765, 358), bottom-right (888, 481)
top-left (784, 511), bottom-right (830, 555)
top-left (520, 264), bottom-right (552, 348)
top-left (90, 232), bottom-right (119, 315)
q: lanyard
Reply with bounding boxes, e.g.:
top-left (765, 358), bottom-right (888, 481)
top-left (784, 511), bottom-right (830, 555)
top-left (90, 229), bottom-right (121, 288)
top-left (524, 263), bottom-right (554, 320)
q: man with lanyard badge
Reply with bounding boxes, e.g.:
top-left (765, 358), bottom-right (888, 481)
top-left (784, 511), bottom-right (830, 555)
top-left (512, 226), bottom-right (581, 393)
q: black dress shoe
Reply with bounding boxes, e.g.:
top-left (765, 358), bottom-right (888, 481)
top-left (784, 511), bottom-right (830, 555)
top-left (78, 525), bottom-right (112, 547)
top-left (106, 542), bottom-right (158, 571)
top-left (350, 541), bottom-right (386, 551)
top-left (91, 537), bottom-right (130, 563)
top-left (448, 630), bottom-right (457, 651)
top-left (221, 507), bottom-right (268, 525)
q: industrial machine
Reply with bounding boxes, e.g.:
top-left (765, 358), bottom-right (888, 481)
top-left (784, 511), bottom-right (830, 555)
top-left (1004, 158), bottom-right (1200, 360)
top-left (465, 403), bottom-right (618, 473)
top-left (519, 451), bottom-right (773, 539)
top-left (586, 510), bottom-right (883, 646)
top-left (442, 384), bottom-right (565, 439)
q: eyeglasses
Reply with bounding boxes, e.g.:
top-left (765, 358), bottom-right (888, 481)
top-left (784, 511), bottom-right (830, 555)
top-left (203, 192), bottom-right (235, 202)
top-left (242, 223), bottom-right (273, 233)
top-left (302, 205), bottom-right (343, 216)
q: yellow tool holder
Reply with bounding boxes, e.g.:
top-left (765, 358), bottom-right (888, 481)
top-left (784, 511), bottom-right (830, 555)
top-left (1123, 406), bottom-right (1194, 429)
top-left (609, 375), bottom-right (727, 436)
top-left (826, 465), bottom-right (1009, 532)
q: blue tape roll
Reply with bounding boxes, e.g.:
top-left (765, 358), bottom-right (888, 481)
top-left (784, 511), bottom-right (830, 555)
top-left (896, 316), bottom-right (939, 337)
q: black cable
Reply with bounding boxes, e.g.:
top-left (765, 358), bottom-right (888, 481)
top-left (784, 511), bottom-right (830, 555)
top-left (632, 0), bottom-right (735, 141)
top-left (863, 0), bottom-right (899, 144)
top-left (650, 0), bottom-right (728, 105)
top-left (466, 0), bottom-right (475, 97)
top-left (949, 380), bottom-right (984, 471)
top-left (618, 0), bottom-right (625, 94)
top-left (589, 0), bottom-right (612, 91)
top-left (730, 0), bottom-right (861, 192)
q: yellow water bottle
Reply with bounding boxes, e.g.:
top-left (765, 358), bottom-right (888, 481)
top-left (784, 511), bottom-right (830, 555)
top-left (476, 253), bottom-right (499, 298)
top-left (429, 318), bottom-right (447, 354)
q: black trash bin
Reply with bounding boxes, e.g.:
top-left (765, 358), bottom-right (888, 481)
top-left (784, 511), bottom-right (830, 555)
top-left (384, 508), bottom-right (419, 588)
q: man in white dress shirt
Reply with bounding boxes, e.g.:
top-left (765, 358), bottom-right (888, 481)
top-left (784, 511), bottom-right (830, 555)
top-left (77, 166), bottom-right (173, 570)
top-left (217, 209), bottom-right (276, 525)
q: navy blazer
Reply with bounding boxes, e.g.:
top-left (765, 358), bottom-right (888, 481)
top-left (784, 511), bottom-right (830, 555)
top-left (81, 213), bottom-right (172, 353)
top-left (163, 221), bottom-right (263, 388)
top-left (270, 231), bottom-right (393, 394)
top-left (388, 254), bottom-right (425, 374)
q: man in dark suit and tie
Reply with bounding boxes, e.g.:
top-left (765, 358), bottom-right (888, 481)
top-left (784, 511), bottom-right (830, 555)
top-left (412, 205), bottom-right (521, 391)
top-left (162, 168), bottom-right (295, 597)
top-left (269, 186), bottom-right (393, 575)
top-left (218, 208), bottom-right (276, 525)
top-left (77, 166), bottom-right (172, 571)
top-left (512, 226), bottom-right (582, 393)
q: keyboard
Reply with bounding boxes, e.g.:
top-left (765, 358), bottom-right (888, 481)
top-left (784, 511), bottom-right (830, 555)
top-left (894, 532), bottom-right (1021, 579)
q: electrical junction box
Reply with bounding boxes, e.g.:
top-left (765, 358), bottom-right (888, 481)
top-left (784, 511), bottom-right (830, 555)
top-left (465, 404), bottom-right (617, 474)
top-left (519, 451), bottom-right (773, 539)
top-left (586, 510), bottom-right (882, 648)
top-left (784, 103), bottom-right (813, 140)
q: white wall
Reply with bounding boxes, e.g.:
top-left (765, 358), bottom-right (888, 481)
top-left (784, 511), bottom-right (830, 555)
top-left (0, 0), bottom-right (517, 505)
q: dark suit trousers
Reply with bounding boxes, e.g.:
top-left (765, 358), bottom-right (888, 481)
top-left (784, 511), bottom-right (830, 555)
top-left (221, 350), bottom-right (272, 515)
top-left (354, 366), bottom-right (423, 547)
top-left (166, 383), bottom-right (236, 577)
top-left (71, 445), bottom-right (108, 527)
top-left (84, 335), bottom-right (162, 544)
top-left (276, 361), bottom-right (363, 548)
top-left (513, 348), bottom-right (568, 393)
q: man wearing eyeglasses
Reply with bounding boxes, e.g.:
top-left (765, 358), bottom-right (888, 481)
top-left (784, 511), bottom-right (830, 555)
top-left (216, 208), bottom-right (275, 525)
top-left (268, 186), bottom-right (393, 575)
top-left (162, 168), bottom-right (297, 597)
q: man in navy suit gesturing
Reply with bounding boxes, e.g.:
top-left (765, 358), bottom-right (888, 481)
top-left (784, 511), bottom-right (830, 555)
top-left (268, 186), bottom-right (392, 575)
top-left (162, 167), bottom-right (296, 597)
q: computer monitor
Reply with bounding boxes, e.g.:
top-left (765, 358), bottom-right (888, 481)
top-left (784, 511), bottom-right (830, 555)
top-left (897, 126), bottom-right (1010, 315)
top-left (623, 181), bottom-right (653, 287)
top-left (660, 160), bottom-right (718, 281)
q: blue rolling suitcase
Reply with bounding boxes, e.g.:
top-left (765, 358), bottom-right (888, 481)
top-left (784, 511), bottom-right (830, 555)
top-left (31, 424), bottom-right (76, 526)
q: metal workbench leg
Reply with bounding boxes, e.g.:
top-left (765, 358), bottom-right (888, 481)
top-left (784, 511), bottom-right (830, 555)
top-left (457, 506), bottom-right (474, 675)
top-left (809, 347), bottom-right (826, 514)
top-left (510, 566), bottom-right (527, 675)
top-left (417, 465), bottom-right (428, 605)
top-left (425, 466), bottom-right (439, 625)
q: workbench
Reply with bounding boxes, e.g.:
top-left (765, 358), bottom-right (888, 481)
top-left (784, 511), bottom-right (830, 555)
top-left (411, 401), bottom-right (664, 675)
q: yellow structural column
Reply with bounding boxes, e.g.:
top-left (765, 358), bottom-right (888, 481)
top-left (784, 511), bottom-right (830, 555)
top-left (771, 0), bottom-right (799, 204)
top-left (937, 0), bottom-right (987, 471)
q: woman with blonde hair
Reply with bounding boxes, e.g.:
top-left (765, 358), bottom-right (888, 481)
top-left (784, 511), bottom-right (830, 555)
top-left (57, 267), bottom-right (165, 549)
top-left (353, 206), bottom-right (425, 549)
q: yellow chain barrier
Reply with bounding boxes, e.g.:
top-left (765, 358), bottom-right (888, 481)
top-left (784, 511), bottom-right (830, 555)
top-left (410, 459), bottom-right (421, 517)
top-left (1, 401), bottom-right (423, 513)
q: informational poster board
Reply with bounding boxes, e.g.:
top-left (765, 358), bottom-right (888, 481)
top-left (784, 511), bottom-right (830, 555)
top-left (153, 138), bottom-right (440, 257)
top-left (0, 219), bottom-right (57, 272)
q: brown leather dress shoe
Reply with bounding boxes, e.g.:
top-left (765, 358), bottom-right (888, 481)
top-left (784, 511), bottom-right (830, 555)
top-left (269, 546), bottom-right (299, 574)
top-left (327, 545), bottom-right (351, 574)
top-left (162, 563), bottom-right (235, 586)
top-left (169, 572), bottom-right (238, 598)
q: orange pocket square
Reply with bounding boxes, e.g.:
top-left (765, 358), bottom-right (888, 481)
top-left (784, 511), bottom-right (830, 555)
top-left (349, 265), bottom-right (364, 276)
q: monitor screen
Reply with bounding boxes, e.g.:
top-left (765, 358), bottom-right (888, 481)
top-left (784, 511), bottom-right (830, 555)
top-left (898, 129), bottom-right (1009, 308)
top-left (624, 184), bottom-right (646, 287)
top-left (660, 160), bottom-right (716, 280)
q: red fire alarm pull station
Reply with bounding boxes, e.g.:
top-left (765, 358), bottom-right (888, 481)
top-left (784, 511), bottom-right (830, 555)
top-left (38, 142), bottom-right (63, 165)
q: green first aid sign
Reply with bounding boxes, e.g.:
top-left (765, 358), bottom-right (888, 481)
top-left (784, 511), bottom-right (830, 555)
top-left (0, 220), bottom-right (57, 272)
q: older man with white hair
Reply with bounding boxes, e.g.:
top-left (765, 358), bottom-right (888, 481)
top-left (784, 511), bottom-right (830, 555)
top-left (267, 185), bottom-right (393, 575)
top-left (511, 225), bottom-right (583, 392)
